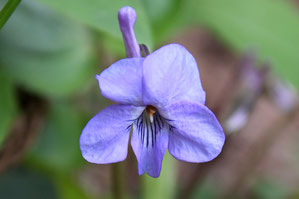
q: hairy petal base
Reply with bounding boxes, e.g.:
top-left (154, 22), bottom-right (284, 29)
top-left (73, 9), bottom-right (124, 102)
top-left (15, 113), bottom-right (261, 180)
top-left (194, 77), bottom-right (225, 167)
top-left (131, 110), bottom-right (169, 177)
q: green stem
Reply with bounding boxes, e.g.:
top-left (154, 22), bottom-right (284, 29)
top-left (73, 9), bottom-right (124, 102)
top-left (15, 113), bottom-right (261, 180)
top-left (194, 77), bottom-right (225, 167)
top-left (112, 163), bottom-right (125, 199)
top-left (141, 152), bottom-right (177, 199)
top-left (0, 0), bottom-right (21, 30)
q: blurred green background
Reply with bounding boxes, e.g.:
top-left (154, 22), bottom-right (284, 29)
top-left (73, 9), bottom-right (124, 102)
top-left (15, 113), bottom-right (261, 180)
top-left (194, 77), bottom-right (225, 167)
top-left (1, 0), bottom-right (299, 198)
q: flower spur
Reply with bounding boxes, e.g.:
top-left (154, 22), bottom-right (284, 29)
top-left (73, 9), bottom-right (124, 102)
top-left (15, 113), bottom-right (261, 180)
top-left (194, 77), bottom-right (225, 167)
top-left (79, 43), bottom-right (225, 178)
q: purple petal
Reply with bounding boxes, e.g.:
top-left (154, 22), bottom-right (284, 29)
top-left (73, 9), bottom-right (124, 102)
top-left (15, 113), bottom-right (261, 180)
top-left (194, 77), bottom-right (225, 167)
top-left (131, 111), bottom-right (169, 177)
top-left (96, 58), bottom-right (144, 105)
top-left (142, 44), bottom-right (206, 109)
top-left (161, 101), bottom-right (225, 163)
top-left (80, 104), bottom-right (145, 164)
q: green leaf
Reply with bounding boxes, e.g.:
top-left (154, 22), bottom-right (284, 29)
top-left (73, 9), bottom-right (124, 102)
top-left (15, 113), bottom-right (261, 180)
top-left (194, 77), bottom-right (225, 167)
top-left (53, 174), bottom-right (93, 199)
top-left (142, 151), bottom-right (177, 199)
top-left (36, 0), bottom-right (153, 50)
top-left (142, 0), bottom-right (174, 24)
top-left (191, 183), bottom-right (218, 199)
top-left (141, 0), bottom-right (188, 44)
top-left (0, 167), bottom-right (59, 199)
top-left (0, 0), bottom-right (96, 97)
top-left (29, 102), bottom-right (85, 172)
top-left (188, 0), bottom-right (299, 88)
top-left (0, 70), bottom-right (17, 147)
top-left (252, 179), bottom-right (287, 199)
top-left (0, 0), bottom-right (21, 29)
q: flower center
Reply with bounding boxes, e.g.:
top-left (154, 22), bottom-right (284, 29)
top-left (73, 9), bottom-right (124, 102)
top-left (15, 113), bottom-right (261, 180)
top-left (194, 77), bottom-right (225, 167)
top-left (146, 105), bottom-right (157, 123)
top-left (134, 106), bottom-right (165, 148)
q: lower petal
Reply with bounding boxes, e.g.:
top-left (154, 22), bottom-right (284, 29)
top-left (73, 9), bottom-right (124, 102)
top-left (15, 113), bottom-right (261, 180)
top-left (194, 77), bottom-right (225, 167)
top-left (80, 104), bottom-right (144, 164)
top-left (161, 101), bottom-right (225, 163)
top-left (131, 111), bottom-right (169, 178)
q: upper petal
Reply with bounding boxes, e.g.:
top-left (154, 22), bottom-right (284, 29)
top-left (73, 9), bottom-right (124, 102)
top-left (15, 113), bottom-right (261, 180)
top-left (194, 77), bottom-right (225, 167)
top-left (131, 110), bottom-right (169, 177)
top-left (160, 101), bottom-right (225, 163)
top-left (96, 58), bottom-right (144, 105)
top-left (80, 104), bottom-right (145, 164)
top-left (142, 44), bottom-right (206, 109)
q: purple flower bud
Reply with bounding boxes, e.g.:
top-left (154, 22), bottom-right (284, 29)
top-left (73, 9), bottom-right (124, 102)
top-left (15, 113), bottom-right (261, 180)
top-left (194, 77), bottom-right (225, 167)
top-left (118, 6), bottom-right (141, 58)
top-left (225, 106), bottom-right (249, 133)
top-left (224, 52), bottom-right (268, 133)
top-left (269, 78), bottom-right (298, 113)
top-left (240, 52), bottom-right (269, 94)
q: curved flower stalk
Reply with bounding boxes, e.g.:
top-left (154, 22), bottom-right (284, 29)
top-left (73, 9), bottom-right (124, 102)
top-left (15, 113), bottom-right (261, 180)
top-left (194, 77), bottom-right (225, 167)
top-left (79, 6), bottom-right (225, 178)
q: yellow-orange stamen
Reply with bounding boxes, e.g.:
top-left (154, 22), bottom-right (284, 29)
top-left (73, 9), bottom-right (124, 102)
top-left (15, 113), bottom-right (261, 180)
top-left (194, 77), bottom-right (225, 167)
top-left (146, 105), bottom-right (157, 123)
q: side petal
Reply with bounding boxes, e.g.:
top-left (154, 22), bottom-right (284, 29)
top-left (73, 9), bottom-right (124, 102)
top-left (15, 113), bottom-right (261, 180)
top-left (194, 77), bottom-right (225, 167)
top-left (161, 101), bottom-right (225, 163)
top-left (96, 58), bottom-right (144, 105)
top-left (131, 111), bottom-right (169, 178)
top-left (80, 104), bottom-right (145, 164)
top-left (142, 44), bottom-right (206, 109)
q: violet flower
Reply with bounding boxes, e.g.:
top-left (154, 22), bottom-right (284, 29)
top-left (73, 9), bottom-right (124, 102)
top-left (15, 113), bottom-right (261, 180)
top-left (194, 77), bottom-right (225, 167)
top-left (79, 6), bottom-right (225, 178)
